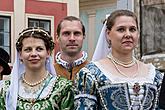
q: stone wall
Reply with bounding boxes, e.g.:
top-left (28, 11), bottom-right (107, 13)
top-left (134, 0), bottom-right (165, 72)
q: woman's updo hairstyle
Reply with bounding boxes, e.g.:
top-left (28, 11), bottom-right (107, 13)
top-left (16, 27), bottom-right (55, 53)
top-left (106, 9), bottom-right (138, 31)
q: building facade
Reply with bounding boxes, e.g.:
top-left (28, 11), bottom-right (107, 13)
top-left (0, 0), bottom-right (79, 63)
top-left (79, 0), bottom-right (165, 71)
top-left (79, 0), bottom-right (134, 59)
top-left (1, 0), bottom-right (165, 71)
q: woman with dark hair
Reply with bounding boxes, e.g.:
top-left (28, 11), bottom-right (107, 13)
top-left (0, 27), bottom-right (73, 110)
top-left (0, 48), bottom-right (11, 84)
top-left (74, 10), bottom-right (163, 110)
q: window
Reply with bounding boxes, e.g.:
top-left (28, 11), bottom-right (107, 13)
top-left (28, 18), bottom-right (51, 33)
top-left (0, 16), bottom-right (11, 55)
top-left (140, 0), bottom-right (165, 56)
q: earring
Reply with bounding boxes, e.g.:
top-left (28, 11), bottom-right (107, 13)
top-left (20, 59), bottom-right (23, 64)
top-left (108, 40), bottom-right (111, 48)
top-left (46, 58), bottom-right (50, 64)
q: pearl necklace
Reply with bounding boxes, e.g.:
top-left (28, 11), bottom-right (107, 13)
top-left (22, 71), bottom-right (49, 87)
top-left (107, 54), bottom-right (139, 78)
top-left (107, 53), bottom-right (136, 68)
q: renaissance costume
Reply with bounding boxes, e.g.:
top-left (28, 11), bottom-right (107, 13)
top-left (0, 75), bottom-right (73, 110)
top-left (74, 62), bottom-right (163, 110)
top-left (54, 51), bottom-right (88, 81)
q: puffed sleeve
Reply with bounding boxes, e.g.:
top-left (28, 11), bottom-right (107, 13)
top-left (74, 67), bottom-right (98, 110)
top-left (156, 70), bottom-right (165, 109)
top-left (0, 84), bottom-right (5, 109)
top-left (0, 80), bottom-right (10, 109)
top-left (60, 78), bottom-right (74, 110)
top-left (159, 73), bottom-right (165, 109)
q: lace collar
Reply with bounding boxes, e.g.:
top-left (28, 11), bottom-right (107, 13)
top-left (56, 51), bottom-right (88, 69)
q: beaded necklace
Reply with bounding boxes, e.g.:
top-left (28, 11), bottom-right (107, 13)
top-left (94, 60), bottom-right (160, 109)
top-left (22, 71), bottom-right (49, 87)
top-left (107, 53), bottom-right (136, 68)
top-left (107, 53), bottom-right (139, 78)
top-left (29, 75), bottom-right (53, 108)
top-left (94, 54), bottom-right (145, 109)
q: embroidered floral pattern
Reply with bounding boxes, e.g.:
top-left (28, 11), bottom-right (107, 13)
top-left (0, 76), bottom-right (74, 110)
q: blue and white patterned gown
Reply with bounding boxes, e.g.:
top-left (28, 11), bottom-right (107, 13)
top-left (74, 62), bottom-right (163, 110)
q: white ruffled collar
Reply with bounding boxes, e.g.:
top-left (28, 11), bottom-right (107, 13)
top-left (56, 51), bottom-right (88, 69)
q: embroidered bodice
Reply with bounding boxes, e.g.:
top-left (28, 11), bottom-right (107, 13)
top-left (74, 62), bottom-right (163, 110)
top-left (0, 75), bottom-right (74, 110)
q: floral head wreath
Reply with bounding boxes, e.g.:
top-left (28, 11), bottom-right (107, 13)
top-left (16, 27), bottom-right (55, 53)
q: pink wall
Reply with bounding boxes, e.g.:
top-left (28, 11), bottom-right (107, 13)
top-left (0, 0), bottom-right (14, 11)
top-left (25, 0), bottom-right (67, 55)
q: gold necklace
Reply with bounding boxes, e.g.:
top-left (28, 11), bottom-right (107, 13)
top-left (22, 71), bottom-right (48, 87)
top-left (107, 53), bottom-right (136, 68)
top-left (107, 54), bottom-right (139, 78)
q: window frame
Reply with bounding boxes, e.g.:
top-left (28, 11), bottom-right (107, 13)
top-left (26, 14), bottom-right (54, 39)
top-left (28, 18), bottom-right (51, 33)
top-left (0, 15), bottom-right (11, 57)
